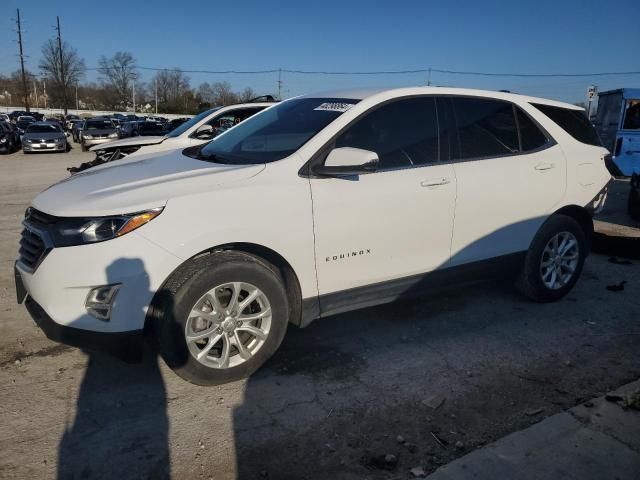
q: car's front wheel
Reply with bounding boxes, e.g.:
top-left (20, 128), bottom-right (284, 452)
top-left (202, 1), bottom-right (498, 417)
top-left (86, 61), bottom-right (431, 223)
top-left (517, 214), bottom-right (587, 302)
top-left (153, 251), bottom-right (289, 386)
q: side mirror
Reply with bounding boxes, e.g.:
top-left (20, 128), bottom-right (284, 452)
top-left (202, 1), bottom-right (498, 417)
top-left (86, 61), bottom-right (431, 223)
top-left (194, 124), bottom-right (215, 139)
top-left (312, 147), bottom-right (379, 177)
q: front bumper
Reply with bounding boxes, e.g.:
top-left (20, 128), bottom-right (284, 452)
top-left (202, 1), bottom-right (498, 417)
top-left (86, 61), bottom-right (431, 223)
top-left (83, 137), bottom-right (116, 147)
top-left (15, 228), bottom-right (183, 357)
top-left (23, 142), bottom-right (65, 152)
top-left (25, 296), bottom-right (143, 362)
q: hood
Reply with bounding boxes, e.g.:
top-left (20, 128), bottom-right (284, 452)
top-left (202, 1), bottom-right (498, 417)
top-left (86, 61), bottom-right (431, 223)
top-left (23, 131), bottom-right (65, 141)
top-left (90, 135), bottom-right (165, 151)
top-left (32, 149), bottom-right (265, 217)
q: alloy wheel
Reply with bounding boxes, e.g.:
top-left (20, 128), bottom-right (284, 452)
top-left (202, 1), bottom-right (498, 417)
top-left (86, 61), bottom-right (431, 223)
top-left (185, 282), bottom-right (272, 369)
top-left (539, 231), bottom-right (579, 290)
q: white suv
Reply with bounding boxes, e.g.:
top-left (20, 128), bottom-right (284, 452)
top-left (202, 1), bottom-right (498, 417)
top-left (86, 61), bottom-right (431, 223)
top-left (86, 101), bottom-right (275, 164)
top-left (15, 87), bottom-right (611, 385)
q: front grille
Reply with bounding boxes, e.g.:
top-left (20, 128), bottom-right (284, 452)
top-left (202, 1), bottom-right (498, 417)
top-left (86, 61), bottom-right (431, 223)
top-left (19, 228), bottom-right (49, 270)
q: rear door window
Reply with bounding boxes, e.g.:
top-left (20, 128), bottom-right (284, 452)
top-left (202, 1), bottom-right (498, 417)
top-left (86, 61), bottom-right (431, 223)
top-left (451, 98), bottom-right (519, 159)
top-left (516, 108), bottom-right (549, 152)
top-left (531, 103), bottom-right (601, 146)
top-left (334, 96), bottom-right (439, 169)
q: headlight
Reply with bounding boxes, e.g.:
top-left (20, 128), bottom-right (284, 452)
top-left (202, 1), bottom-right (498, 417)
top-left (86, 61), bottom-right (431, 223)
top-left (56, 137), bottom-right (65, 143)
top-left (108, 132), bottom-right (118, 138)
top-left (45, 208), bottom-right (163, 247)
top-left (24, 138), bottom-right (32, 143)
top-left (83, 134), bottom-right (93, 139)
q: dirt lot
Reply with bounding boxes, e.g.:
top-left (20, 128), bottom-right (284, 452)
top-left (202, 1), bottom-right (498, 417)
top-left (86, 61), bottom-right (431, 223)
top-left (0, 148), bottom-right (639, 480)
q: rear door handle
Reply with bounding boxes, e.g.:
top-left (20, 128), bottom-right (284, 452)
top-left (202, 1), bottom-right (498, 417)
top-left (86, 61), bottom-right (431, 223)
top-left (534, 162), bottom-right (555, 171)
top-left (421, 177), bottom-right (452, 187)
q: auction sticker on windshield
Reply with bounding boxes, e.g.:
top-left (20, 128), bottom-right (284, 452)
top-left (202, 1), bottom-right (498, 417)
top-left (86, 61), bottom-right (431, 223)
top-left (314, 102), bottom-right (355, 113)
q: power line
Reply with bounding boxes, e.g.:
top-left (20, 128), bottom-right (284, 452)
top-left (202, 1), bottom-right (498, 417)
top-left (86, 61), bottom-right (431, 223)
top-left (83, 65), bottom-right (640, 78)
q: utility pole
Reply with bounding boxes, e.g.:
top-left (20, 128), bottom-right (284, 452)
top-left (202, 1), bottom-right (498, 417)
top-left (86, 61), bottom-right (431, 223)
top-left (427, 67), bottom-right (432, 86)
top-left (277, 68), bottom-right (283, 100)
top-left (16, 9), bottom-right (30, 112)
top-left (33, 79), bottom-right (38, 108)
top-left (43, 78), bottom-right (47, 108)
top-left (155, 79), bottom-right (158, 114)
top-left (55, 16), bottom-right (68, 116)
top-left (75, 84), bottom-right (79, 110)
top-left (132, 82), bottom-right (136, 112)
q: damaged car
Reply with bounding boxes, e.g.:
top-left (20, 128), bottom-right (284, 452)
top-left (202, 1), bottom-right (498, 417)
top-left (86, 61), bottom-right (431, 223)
top-left (16, 87), bottom-right (612, 386)
top-left (76, 99), bottom-right (276, 173)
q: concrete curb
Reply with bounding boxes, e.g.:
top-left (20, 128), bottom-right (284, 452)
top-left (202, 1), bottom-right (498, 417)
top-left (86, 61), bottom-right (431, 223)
top-left (426, 380), bottom-right (640, 480)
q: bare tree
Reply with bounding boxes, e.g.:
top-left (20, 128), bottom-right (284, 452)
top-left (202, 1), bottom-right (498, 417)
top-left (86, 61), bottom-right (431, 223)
top-left (39, 39), bottom-right (85, 109)
top-left (151, 69), bottom-right (192, 113)
top-left (239, 87), bottom-right (257, 102)
top-left (211, 81), bottom-right (238, 105)
top-left (97, 52), bottom-right (137, 108)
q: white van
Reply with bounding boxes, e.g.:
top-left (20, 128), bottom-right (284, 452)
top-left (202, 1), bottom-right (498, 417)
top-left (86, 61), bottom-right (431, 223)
top-left (16, 87), bottom-right (611, 385)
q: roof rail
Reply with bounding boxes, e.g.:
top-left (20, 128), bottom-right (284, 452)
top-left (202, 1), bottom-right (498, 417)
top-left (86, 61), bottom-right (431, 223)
top-left (247, 95), bottom-right (278, 103)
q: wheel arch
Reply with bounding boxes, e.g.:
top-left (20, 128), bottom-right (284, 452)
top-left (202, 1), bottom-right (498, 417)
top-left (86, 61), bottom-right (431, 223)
top-left (144, 242), bottom-right (305, 335)
top-left (552, 204), bottom-right (593, 250)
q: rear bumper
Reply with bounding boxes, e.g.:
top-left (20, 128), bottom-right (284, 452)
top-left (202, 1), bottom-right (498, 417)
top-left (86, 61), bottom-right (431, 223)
top-left (25, 296), bottom-right (143, 362)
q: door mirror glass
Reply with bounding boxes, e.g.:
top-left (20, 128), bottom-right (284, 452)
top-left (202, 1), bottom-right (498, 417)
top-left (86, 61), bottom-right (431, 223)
top-left (312, 147), bottom-right (379, 177)
top-left (194, 124), bottom-right (215, 139)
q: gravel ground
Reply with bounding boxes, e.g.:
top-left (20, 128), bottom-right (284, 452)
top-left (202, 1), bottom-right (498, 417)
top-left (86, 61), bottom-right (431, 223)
top-left (0, 147), bottom-right (639, 479)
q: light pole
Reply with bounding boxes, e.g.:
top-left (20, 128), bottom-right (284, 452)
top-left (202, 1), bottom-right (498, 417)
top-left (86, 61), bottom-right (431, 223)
top-left (75, 84), bottom-right (79, 110)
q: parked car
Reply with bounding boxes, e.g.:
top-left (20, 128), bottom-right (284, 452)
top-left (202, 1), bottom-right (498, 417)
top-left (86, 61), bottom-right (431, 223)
top-left (0, 114), bottom-right (10, 122)
top-left (15, 117), bottom-right (36, 138)
top-left (594, 88), bottom-right (640, 177)
top-left (71, 120), bottom-right (85, 143)
top-left (167, 117), bottom-right (189, 132)
top-left (65, 115), bottom-right (81, 131)
top-left (80, 118), bottom-right (118, 151)
top-left (17, 115), bottom-right (36, 123)
top-left (87, 100), bottom-right (274, 165)
top-left (9, 110), bottom-right (28, 120)
top-left (67, 119), bottom-right (83, 137)
top-left (21, 122), bottom-right (68, 153)
top-left (117, 121), bottom-right (141, 139)
top-left (0, 121), bottom-right (21, 153)
top-left (15, 87), bottom-right (612, 385)
top-left (136, 121), bottom-right (168, 137)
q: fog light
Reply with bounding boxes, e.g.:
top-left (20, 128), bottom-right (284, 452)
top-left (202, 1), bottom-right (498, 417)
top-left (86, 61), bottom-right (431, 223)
top-left (85, 284), bottom-right (120, 320)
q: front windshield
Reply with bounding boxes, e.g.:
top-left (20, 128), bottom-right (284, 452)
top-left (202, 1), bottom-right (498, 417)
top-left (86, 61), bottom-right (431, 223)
top-left (167, 108), bottom-right (220, 138)
top-left (27, 124), bottom-right (60, 133)
top-left (196, 98), bottom-right (359, 164)
top-left (85, 120), bottom-right (114, 130)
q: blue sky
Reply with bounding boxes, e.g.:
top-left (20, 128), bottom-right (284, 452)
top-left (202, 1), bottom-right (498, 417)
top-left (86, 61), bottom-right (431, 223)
top-left (1, 0), bottom-right (639, 103)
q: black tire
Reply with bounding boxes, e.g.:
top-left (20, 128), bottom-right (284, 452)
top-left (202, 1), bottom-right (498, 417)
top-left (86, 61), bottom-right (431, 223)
top-left (153, 251), bottom-right (289, 386)
top-left (516, 214), bottom-right (587, 302)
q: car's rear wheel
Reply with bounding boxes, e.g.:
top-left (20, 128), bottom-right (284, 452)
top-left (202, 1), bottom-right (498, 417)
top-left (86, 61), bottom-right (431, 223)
top-left (517, 214), bottom-right (587, 302)
top-left (153, 251), bottom-right (289, 386)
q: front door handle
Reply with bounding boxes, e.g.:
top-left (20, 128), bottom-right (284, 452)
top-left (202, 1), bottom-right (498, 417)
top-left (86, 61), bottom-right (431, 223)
top-left (421, 177), bottom-right (452, 187)
top-left (534, 162), bottom-right (555, 171)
